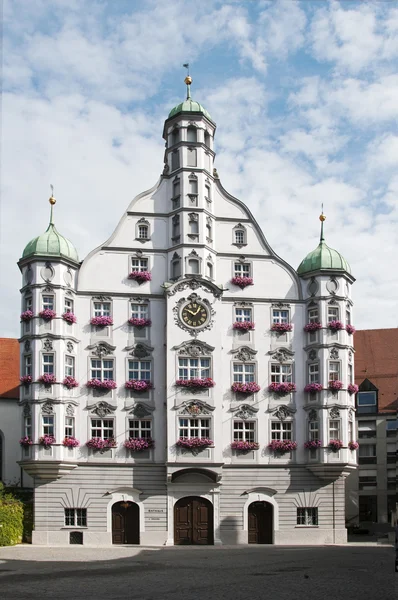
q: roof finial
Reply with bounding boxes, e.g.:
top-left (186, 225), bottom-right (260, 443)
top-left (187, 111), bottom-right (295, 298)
top-left (319, 204), bottom-right (326, 242)
top-left (183, 63), bottom-right (192, 100)
top-left (49, 184), bottom-right (56, 226)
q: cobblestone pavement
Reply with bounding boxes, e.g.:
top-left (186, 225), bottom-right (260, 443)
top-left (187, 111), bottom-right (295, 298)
top-left (0, 544), bottom-right (395, 600)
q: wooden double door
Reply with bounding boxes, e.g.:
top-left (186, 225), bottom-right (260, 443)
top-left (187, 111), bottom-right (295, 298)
top-left (112, 501), bottom-right (140, 544)
top-left (174, 497), bottom-right (214, 545)
top-left (248, 501), bottom-right (273, 544)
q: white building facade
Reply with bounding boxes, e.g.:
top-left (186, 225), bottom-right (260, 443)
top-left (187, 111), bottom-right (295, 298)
top-left (18, 79), bottom-right (357, 546)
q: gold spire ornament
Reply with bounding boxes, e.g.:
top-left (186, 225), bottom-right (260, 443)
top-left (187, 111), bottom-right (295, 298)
top-left (49, 184), bottom-right (56, 205)
top-left (319, 206), bottom-right (326, 242)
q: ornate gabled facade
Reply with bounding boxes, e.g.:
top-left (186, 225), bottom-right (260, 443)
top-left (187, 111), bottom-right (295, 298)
top-left (17, 76), bottom-right (357, 546)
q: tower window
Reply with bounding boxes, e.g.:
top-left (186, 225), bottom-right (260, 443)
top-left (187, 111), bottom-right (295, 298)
top-left (204, 131), bottom-right (211, 147)
top-left (171, 128), bottom-right (179, 146)
top-left (172, 257), bottom-right (181, 279)
top-left (187, 126), bottom-right (197, 143)
top-left (171, 150), bottom-right (180, 171)
top-left (188, 258), bottom-right (200, 274)
top-left (187, 148), bottom-right (197, 167)
top-left (138, 224), bottom-right (149, 240)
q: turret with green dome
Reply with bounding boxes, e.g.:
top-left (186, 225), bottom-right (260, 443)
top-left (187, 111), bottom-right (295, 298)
top-left (22, 190), bottom-right (79, 264)
top-left (167, 73), bottom-right (214, 123)
top-left (297, 213), bottom-right (351, 276)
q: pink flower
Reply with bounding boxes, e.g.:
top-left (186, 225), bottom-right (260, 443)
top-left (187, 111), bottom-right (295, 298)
top-left (347, 383), bottom-right (359, 395)
top-left (63, 376), bottom-right (79, 389)
top-left (39, 309), bottom-right (56, 321)
top-left (125, 380), bottom-right (153, 391)
top-left (231, 382), bottom-right (260, 394)
top-left (329, 439), bottom-right (343, 452)
top-left (176, 378), bottom-right (215, 388)
top-left (271, 322), bottom-right (293, 333)
top-left (231, 441), bottom-right (259, 451)
top-left (20, 375), bottom-right (32, 385)
top-left (176, 437), bottom-right (213, 449)
top-left (230, 276), bottom-right (253, 289)
top-left (328, 320), bottom-right (344, 332)
top-left (128, 317), bottom-right (152, 327)
top-left (346, 324), bottom-right (356, 335)
top-left (39, 435), bottom-right (56, 447)
top-left (124, 438), bottom-right (154, 451)
top-left (62, 312), bottom-right (77, 324)
top-left (304, 383), bottom-right (323, 394)
top-left (233, 321), bottom-right (255, 331)
top-left (304, 322), bottom-right (322, 332)
top-left (328, 380), bottom-right (343, 391)
top-left (90, 316), bottom-right (113, 327)
top-left (20, 310), bottom-right (34, 322)
top-left (19, 436), bottom-right (32, 447)
top-left (62, 437), bottom-right (80, 448)
top-left (268, 440), bottom-right (297, 453)
top-left (38, 374), bottom-right (56, 385)
top-left (268, 382), bottom-right (296, 395)
top-left (86, 438), bottom-right (117, 450)
top-left (128, 271), bottom-right (152, 283)
top-left (86, 379), bottom-right (117, 390)
top-left (348, 441), bottom-right (359, 451)
top-left (304, 440), bottom-right (322, 449)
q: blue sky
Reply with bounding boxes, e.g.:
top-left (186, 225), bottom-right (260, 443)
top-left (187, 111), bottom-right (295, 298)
top-left (1, 0), bottom-right (398, 336)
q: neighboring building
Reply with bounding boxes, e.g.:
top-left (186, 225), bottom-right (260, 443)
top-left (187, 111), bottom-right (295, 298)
top-left (18, 77), bottom-right (358, 546)
top-left (346, 329), bottom-right (398, 526)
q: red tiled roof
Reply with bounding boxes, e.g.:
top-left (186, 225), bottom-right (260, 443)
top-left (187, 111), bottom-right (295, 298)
top-left (354, 328), bottom-right (398, 414)
top-left (0, 338), bottom-right (19, 399)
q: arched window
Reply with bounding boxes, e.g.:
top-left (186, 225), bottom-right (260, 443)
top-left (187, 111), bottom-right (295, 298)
top-left (171, 254), bottom-right (181, 279)
top-left (187, 126), bottom-right (197, 143)
top-left (136, 219), bottom-right (150, 241)
top-left (187, 148), bottom-right (197, 167)
top-left (189, 176), bottom-right (198, 195)
top-left (207, 261), bottom-right (213, 279)
top-left (206, 218), bottom-right (212, 242)
top-left (172, 150), bottom-right (180, 171)
top-left (233, 225), bottom-right (246, 246)
top-left (189, 214), bottom-right (199, 236)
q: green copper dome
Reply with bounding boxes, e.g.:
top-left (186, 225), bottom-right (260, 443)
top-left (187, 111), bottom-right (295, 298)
top-left (168, 75), bottom-right (213, 121)
top-left (297, 216), bottom-right (350, 276)
top-left (22, 197), bottom-right (79, 263)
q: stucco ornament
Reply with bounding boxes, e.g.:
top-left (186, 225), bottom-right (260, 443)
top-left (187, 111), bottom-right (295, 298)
top-left (173, 293), bottom-right (215, 337)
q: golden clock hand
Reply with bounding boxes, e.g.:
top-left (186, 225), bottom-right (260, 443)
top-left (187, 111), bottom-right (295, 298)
top-left (185, 309), bottom-right (196, 316)
top-left (192, 307), bottom-right (201, 316)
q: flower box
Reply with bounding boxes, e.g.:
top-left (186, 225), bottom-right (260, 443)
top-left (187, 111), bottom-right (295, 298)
top-left (304, 322), bottom-right (322, 332)
top-left (128, 271), bottom-right (152, 284)
top-left (19, 436), bottom-right (33, 447)
top-left (304, 383), bottom-right (323, 394)
top-left (125, 380), bottom-right (153, 392)
top-left (39, 309), bottom-right (56, 321)
top-left (233, 321), bottom-right (255, 331)
top-left (271, 323), bottom-right (293, 334)
top-left (63, 376), bottom-right (79, 389)
top-left (328, 320), bottom-right (344, 332)
top-left (347, 383), bottom-right (359, 395)
top-left (329, 380), bottom-right (343, 392)
top-left (304, 440), bottom-right (322, 449)
top-left (231, 441), bottom-right (259, 452)
top-left (176, 378), bottom-right (215, 389)
top-left (39, 435), bottom-right (56, 447)
top-left (268, 440), bottom-right (298, 454)
top-left (124, 438), bottom-right (154, 451)
top-left (268, 382), bottom-right (296, 396)
top-left (86, 379), bottom-right (117, 390)
top-left (176, 437), bottom-right (213, 449)
top-left (62, 312), bottom-right (77, 324)
top-left (348, 441), bottom-right (359, 451)
top-left (90, 316), bottom-right (113, 327)
top-left (346, 324), bottom-right (356, 335)
top-left (20, 310), bottom-right (34, 322)
top-left (230, 276), bottom-right (253, 289)
top-left (231, 382), bottom-right (260, 394)
top-left (62, 437), bottom-right (80, 448)
top-left (128, 317), bottom-right (152, 328)
top-left (20, 375), bottom-right (32, 385)
top-left (329, 439), bottom-right (343, 452)
top-left (38, 374), bottom-right (56, 385)
top-left (86, 438), bottom-right (117, 450)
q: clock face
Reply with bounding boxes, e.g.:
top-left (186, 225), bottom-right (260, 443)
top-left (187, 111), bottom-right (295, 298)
top-left (181, 301), bottom-right (209, 329)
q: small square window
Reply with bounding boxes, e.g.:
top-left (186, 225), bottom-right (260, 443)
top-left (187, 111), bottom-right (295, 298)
top-left (297, 508), bottom-right (318, 526)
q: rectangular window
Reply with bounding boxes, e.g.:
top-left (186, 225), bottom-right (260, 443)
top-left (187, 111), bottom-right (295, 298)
top-left (130, 303), bottom-right (149, 319)
top-left (138, 225), bottom-right (149, 239)
top-left (358, 445), bottom-right (376, 457)
top-left (24, 355), bottom-right (32, 376)
top-left (172, 259), bottom-right (181, 279)
top-left (42, 354), bottom-right (54, 375)
top-left (24, 415), bottom-right (32, 438)
top-left (42, 415), bottom-right (54, 436)
top-left (309, 421), bottom-right (319, 441)
top-left (328, 361), bottom-right (340, 381)
top-left (358, 420), bottom-right (376, 439)
top-left (234, 262), bottom-right (250, 277)
top-left (64, 298), bottom-right (74, 313)
top-left (233, 363), bottom-right (255, 383)
top-left (234, 230), bottom-right (245, 245)
top-left (272, 310), bottom-right (289, 324)
top-left (308, 307), bottom-right (318, 322)
top-left (173, 180), bottom-right (180, 198)
top-left (348, 420), bottom-right (353, 442)
top-left (64, 508), bottom-right (87, 527)
top-left (90, 359), bottom-right (114, 381)
top-left (93, 302), bottom-right (111, 317)
top-left (271, 421), bottom-right (292, 441)
top-left (65, 417), bottom-right (75, 438)
top-left (359, 476), bottom-right (377, 490)
top-left (128, 419), bottom-right (152, 439)
top-left (25, 297), bottom-right (33, 312)
top-left (128, 360), bottom-right (151, 381)
top-left (357, 392), bottom-right (377, 411)
top-left (271, 364), bottom-right (292, 383)
top-left (65, 356), bottom-right (75, 378)
top-left (308, 363), bottom-right (319, 383)
top-left (329, 420), bottom-right (340, 441)
top-left (178, 417), bottom-right (210, 439)
top-left (178, 358), bottom-right (210, 380)
top-left (235, 308), bottom-right (252, 322)
top-left (327, 306), bottom-right (339, 322)
top-left (297, 508), bottom-right (318, 526)
top-left (233, 421), bottom-right (255, 443)
top-left (205, 184), bottom-right (211, 202)
top-left (348, 364), bottom-right (353, 385)
top-left (346, 308), bottom-right (351, 325)
top-left (172, 215), bottom-right (180, 238)
top-left (90, 418), bottom-right (114, 439)
top-left (171, 150), bottom-right (180, 171)
top-left (131, 258), bottom-right (148, 272)
top-left (42, 295), bottom-right (54, 311)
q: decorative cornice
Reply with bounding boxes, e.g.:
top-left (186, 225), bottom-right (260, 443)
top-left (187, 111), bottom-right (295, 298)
top-left (230, 404), bottom-right (259, 420)
top-left (267, 404), bottom-right (297, 420)
top-left (87, 341), bottom-right (116, 357)
top-left (86, 401), bottom-right (117, 416)
top-left (174, 400), bottom-right (215, 415)
top-left (124, 343), bottom-right (154, 358)
top-left (125, 402), bottom-right (155, 417)
top-left (164, 277), bottom-right (223, 298)
top-left (172, 340), bottom-right (215, 356)
top-left (268, 347), bottom-right (295, 363)
top-left (230, 346), bottom-right (257, 362)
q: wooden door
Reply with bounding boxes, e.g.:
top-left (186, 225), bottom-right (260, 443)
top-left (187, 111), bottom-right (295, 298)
top-left (112, 501), bottom-right (140, 544)
top-left (248, 501), bottom-right (273, 544)
top-left (174, 497), bottom-right (213, 545)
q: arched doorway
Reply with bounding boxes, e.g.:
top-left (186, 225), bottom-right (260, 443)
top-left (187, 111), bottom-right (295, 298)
top-left (112, 501), bottom-right (140, 544)
top-left (174, 496), bottom-right (214, 545)
top-left (248, 501), bottom-right (273, 544)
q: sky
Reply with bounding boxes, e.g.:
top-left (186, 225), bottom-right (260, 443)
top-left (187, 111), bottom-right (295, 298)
top-left (1, 0), bottom-right (398, 337)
